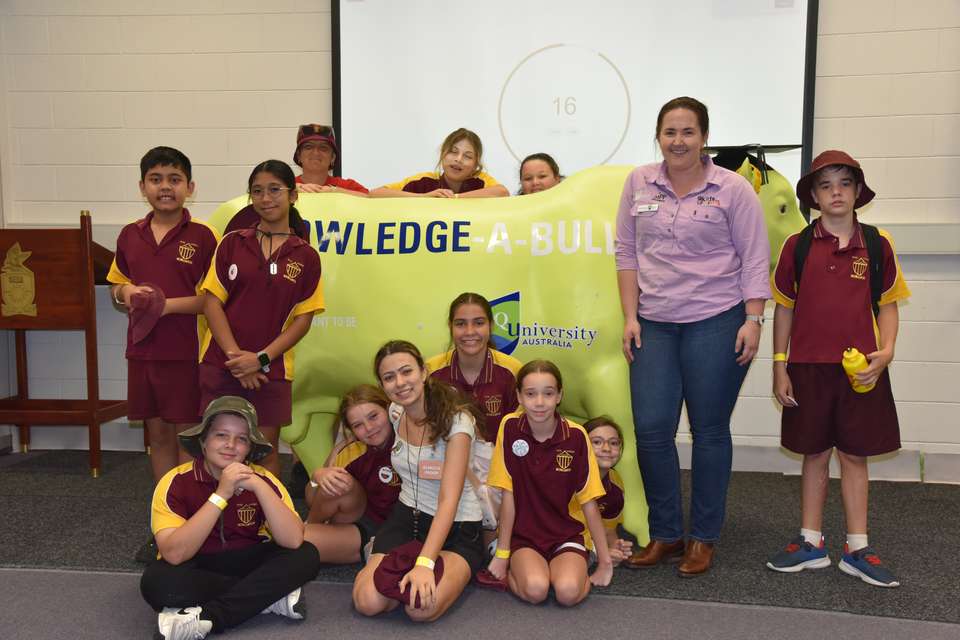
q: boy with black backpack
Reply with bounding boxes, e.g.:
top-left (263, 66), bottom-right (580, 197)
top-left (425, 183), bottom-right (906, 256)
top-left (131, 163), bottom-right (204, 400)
top-left (765, 151), bottom-right (910, 587)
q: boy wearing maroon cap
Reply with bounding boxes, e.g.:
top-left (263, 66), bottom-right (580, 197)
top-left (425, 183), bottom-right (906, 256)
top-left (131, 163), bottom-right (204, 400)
top-left (765, 150), bottom-right (910, 588)
top-left (293, 123), bottom-right (368, 195)
top-left (108, 147), bottom-right (219, 486)
top-left (485, 360), bottom-right (613, 606)
top-left (140, 396), bottom-right (320, 640)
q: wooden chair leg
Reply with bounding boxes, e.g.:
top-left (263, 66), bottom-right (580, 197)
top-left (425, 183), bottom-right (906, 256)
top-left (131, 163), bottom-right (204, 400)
top-left (17, 424), bottom-right (30, 453)
top-left (89, 422), bottom-right (101, 478)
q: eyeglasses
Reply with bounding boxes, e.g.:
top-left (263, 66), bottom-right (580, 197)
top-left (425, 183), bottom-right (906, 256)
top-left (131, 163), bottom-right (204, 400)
top-left (590, 437), bottom-right (622, 449)
top-left (249, 186), bottom-right (291, 199)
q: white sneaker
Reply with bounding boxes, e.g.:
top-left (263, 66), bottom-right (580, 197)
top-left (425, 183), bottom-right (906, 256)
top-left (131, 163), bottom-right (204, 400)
top-left (260, 588), bottom-right (305, 620)
top-left (156, 606), bottom-right (211, 640)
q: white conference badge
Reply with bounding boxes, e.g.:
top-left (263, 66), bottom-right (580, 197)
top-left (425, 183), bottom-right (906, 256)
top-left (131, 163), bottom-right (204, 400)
top-left (378, 466), bottom-right (395, 484)
top-left (228, 264), bottom-right (238, 281)
top-left (512, 439), bottom-right (530, 457)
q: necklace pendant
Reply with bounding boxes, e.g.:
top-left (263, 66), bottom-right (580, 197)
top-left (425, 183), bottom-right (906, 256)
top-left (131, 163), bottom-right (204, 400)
top-left (269, 262), bottom-right (278, 275)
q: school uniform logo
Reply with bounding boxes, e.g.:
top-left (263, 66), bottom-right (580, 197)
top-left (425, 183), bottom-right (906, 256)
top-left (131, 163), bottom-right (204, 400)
top-left (511, 439), bottom-right (530, 457)
top-left (483, 395), bottom-right (502, 416)
top-left (236, 503), bottom-right (257, 527)
top-left (555, 449), bottom-right (574, 472)
top-left (851, 256), bottom-right (868, 280)
top-left (177, 241), bottom-right (198, 264)
top-left (284, 260), bottom-right (304, 283)
top-left (378, 465), bottom-right (400, 485)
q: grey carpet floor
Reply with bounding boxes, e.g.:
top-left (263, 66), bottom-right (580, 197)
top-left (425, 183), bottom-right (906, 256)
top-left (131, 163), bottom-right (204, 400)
top-left (1, 450), bottom-right (958, 626)
top-left (2, 568), bottom-right (958, 640)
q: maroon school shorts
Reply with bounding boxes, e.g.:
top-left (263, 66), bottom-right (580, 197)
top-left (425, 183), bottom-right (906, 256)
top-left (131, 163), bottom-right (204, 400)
top-left (127, 359), bottom-right (201, 424)
top-left (781, 363), bottom-right (900, 457)
top-left (198, 363), bottom-right (292, 427)
top-left (513, 534), bottom-right (590, 563)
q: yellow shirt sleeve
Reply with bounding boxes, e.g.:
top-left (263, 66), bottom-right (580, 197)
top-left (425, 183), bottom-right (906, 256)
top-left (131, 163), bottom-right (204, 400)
top-left (150, 463), bottom-right (193, 535)
top-left (200, 248), bottom-right (229, 304)
top-left (291, 275), bottom-right (325, 317)
top-left (877, 229), bottom-right (911, 306)
top-left (485, 414), bottom-right (516, 492)
top-left (106, 257), bottom-right (132, 286)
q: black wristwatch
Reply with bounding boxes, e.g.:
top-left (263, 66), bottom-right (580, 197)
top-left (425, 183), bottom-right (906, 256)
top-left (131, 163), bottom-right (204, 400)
top-left (257, 351), bottom-right (271, 373)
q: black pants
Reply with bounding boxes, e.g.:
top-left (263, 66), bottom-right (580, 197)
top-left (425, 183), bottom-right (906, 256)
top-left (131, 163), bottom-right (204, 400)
top-left (140, 541), bottom-right (320, 632)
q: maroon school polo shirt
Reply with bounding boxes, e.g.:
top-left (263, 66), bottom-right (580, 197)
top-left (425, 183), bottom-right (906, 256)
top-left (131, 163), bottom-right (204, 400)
top-left (200, 228), bottom-right (324, 381)
top-left (771, 217), bottom-right (910, 363)
top-left (384, 171), bottom-right (501, 195)
top-left (427, 349), bottom-right (520, 442)
top-left (597, 469), bottom-right (625, 531)
top-left (151, 457), bottom-right (295, 555)
top-left (488, 412), bottom-right (605, 550)
top-left (334, 431), bottom-right (401, 524)
top-left (107, 209), bottom-right (218, 360)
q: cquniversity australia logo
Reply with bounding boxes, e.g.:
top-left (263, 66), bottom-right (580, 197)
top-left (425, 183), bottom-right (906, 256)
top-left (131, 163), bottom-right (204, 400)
top-left (490, 291), bottom-right (521, 355)
top-left (489, 291), bottom-right (600, 355)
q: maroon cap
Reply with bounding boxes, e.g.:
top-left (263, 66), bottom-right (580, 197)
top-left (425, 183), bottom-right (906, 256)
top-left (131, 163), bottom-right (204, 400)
top-left (129, 283), bottom-right (166, 344)
top-left (796, 150), bottom-right (875, 210)
top-left (293, 124), bottom-right (338, 167)
top-left (372, 540), bottom-right (445, 608)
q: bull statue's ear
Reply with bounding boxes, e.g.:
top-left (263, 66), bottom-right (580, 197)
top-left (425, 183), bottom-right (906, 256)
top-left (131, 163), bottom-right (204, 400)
top-left (735, 157), bottom-right (762, 194)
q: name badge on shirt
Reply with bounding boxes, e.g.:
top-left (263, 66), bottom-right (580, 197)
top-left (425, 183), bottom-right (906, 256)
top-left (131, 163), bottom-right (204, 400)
top-left (633, 204), bottom-right (659, 213)
top-left (418, 459), bottom-right (443, 480)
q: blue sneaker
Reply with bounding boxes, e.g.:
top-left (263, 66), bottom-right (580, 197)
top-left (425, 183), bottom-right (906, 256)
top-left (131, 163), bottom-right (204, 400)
top-left (766, 535), bottom-right (831, 572)
top-left (838, 545), bottom-right (900, 588)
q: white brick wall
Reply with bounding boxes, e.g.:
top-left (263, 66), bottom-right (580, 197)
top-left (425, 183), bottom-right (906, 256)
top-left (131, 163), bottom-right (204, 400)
top-left (0, 0), bottom-right (333, 226)
top-left (0, 0), bottom-right (957, 481)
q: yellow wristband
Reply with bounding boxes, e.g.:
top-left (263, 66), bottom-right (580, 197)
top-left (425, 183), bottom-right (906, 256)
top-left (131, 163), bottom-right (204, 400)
top-left (415, 555), bottom-right (436, 570)
top-left (773, 353), bottom-right (788, 362)
top-left (495, 548), bottom-right (511, 559)
top-left (207, 493), bottom-right (228, 511)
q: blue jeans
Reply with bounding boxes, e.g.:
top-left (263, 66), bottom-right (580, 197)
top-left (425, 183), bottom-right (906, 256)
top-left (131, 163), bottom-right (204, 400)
top-left (629, 303), bottom-right (749, 543)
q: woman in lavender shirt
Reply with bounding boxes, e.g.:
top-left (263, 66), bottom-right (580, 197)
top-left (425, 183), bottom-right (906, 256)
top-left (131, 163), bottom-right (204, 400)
top-left (615, 97), bottom-right (770, 577)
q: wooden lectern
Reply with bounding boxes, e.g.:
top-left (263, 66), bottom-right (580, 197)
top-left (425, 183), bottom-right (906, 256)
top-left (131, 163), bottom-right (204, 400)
top-left (0, 211), bottom-right (127, 477)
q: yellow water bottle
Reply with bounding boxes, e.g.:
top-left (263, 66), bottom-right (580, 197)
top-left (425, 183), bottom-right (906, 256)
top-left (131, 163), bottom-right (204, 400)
top-left (842, 348), bottom-right (875, 393)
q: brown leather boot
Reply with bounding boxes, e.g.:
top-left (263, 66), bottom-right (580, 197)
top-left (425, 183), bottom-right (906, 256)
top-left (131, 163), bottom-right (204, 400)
top-left (677, 540), bottom-right (715, 577)
top-left (623, 539), bottom-right (685, 569)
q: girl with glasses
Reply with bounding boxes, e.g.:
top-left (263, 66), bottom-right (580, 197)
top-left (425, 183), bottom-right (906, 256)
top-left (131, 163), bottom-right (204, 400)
top-left (199, 160), bottom-right (325, 477)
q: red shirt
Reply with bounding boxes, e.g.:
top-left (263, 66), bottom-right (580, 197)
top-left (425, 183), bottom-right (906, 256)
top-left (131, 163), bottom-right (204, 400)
top-left (107, 209), bottom-right (218, 361)
top-left (488, 412), bottom-right (605, 550)
top-left (334, 432), bottom-right (401, 524)
top-left (200, 228), bottom-right (324, 381)
top-left (296, 174), bottom-right (369, 194)
top-left (771, 218), bottom-right (910, 363)
top-left (426, 349), bottom-right (520, 442)
top-left (151, 458), bottom-right (295, 555)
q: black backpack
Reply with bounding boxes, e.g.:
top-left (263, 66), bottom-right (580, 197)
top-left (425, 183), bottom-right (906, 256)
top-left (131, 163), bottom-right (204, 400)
top-left (793, 221), bottom-right (884, 317)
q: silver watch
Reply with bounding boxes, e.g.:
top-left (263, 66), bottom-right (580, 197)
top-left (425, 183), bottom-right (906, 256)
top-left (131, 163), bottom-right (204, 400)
top-left (745, 314), bottom-right (765, 325)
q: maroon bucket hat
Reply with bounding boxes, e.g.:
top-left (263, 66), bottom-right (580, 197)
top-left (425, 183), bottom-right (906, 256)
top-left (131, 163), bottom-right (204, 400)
top-left (795, 149), bottom-right (875, 210)
top-left (129, 283), bottom-right (165, 344)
